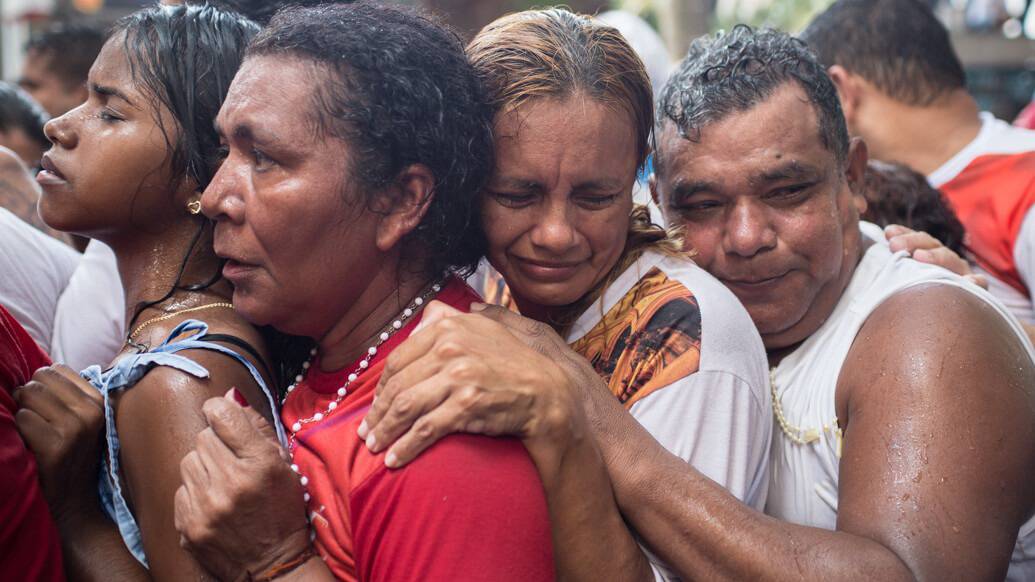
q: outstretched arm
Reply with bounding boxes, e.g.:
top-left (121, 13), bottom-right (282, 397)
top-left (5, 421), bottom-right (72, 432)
top-left (365, 291), bottom-right (1035, 580)
top-left (587, 284), bottom-right (1035, 580)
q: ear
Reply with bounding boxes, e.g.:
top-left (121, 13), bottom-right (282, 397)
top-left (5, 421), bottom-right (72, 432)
top-left (827, 65), bottom-right (860, 127)
top-left (845, 136), bottom-right (869, 215)
top-left (374, 163), bottom-right (435, 252)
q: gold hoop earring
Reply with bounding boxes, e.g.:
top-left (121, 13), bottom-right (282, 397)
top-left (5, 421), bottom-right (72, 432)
top-left (187, 200), bottom-right (202, 215)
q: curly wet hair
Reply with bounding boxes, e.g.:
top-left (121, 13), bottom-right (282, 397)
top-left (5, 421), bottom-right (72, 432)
top-left (656, 25), bottom-right (849, 175)
top-left (247, 2), bottom-right (494, 278)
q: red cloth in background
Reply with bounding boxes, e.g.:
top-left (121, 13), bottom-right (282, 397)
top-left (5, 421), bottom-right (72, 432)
top-left (0, 305), bottom-right (64, 581)
top-left (1015, 101), bottom-right (1035, 130)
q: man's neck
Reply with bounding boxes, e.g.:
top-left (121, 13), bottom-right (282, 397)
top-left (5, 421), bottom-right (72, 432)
top-left (862, 90), bottom-right (983, 176)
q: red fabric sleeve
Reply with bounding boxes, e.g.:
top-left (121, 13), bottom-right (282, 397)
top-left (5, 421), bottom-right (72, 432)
top-left (349, 434), bottom-right (555, 582)
top-left (0, 306), bottom-right (63, 581)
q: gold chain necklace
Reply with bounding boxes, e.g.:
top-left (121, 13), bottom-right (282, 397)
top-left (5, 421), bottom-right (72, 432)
top-left (769, 367), bottom-right (843, 456)
top-left (129, 302), bottom-right (235, 341)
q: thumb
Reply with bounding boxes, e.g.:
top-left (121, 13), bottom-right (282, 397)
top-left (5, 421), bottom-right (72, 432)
top-left (413, 300), bottom-right (463, 335)
top-left (202, 396), bottom-right (271, 458)
top-left (473, 302), bottom-right (536, 333)
top-left (224, 389), bottom-right (289, 462)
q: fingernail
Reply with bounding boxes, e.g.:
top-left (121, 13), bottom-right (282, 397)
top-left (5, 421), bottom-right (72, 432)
top-left (357, 420), bottom-right (368, 439)
top-left (470, 302), bottom-right (487, 311)
top-left (913, 249), bottom-right (931, 261)
top-left (366, 434), bottom-right (378, 452)
top-left (226, 387), bottom-right (250, 408)
top-left (385, 451), bottom-right (398, 468)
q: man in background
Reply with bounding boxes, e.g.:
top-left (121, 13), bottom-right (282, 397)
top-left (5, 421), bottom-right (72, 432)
top-left (17, 23), bottom-right (105, 118)
top-left (802, 0), bottom-right (1035, 325)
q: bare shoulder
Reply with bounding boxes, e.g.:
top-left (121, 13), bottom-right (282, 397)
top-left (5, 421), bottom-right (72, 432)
top-left (834, 283), bottom-right (1035, 578)
top-left (117, 310), bottom-right (275, 434)
top-left (842, 282), bottom-right (1035, 407)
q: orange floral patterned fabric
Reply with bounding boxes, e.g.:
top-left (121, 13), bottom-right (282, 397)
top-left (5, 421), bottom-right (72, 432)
top-left (571, 267), bottom-right (702, 408)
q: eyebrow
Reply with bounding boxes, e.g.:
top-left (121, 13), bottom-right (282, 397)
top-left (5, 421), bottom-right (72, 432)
top-left (752, 161), bottom-right (822, 185)
top-left (91, 83), bottom-right (137, 108)
top-left (669, 179), bottom-right (722, 202)
top-left (489, 176), bottom-right (624, 192)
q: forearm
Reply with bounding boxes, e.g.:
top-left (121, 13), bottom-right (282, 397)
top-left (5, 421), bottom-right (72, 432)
top-left (56, 505), bottom-right (149, 582)
top-left (586, 395), bottom-right (915, 581)
top-left (526, 433), bottom-right (653, 582)
top-left (623, 447), bottom-right (921, 581)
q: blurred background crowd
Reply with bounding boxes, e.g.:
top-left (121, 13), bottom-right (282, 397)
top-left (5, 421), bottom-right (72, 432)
top-left (2, 0), bottom-right (1034, 126)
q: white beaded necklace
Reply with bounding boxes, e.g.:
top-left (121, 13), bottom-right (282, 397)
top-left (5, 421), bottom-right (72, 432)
top-left (284, 280), bottom-right (443, 446)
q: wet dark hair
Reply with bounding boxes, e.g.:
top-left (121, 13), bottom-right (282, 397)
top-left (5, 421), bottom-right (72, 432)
top-left (247, 1), bottom-right (494, 278)
top-left (112, 5), bottom-right (257, 332)
top-left (25, 22), bottom-right (106, 89)
top-left (0, 81), bottom-right (49, 153)
top-left (115, 3), bottom-right (260, 191)
top-left (801, 0), bottom-right (966, 106)
top-left (655, 25), bottom-right (849, 175)
top-left (197, 0), bottom-right (347, 26)
top-left (861, 160), bottom-right (966, 254)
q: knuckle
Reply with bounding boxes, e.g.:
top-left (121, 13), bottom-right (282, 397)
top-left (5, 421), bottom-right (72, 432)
top-left (413, 418), bottom-right (438, 440)
top-left (447, 358), bottom-right (478, 381)
top-left (454, 385), bottom-right (483, 409)
top-left (31, 366), bottom-right (60, 383)
top-left (392, 392), bottom-right (415, 417)
top-left (382, 354), bottom-right (401, 378)
top-left (434, 339), bottom-right (465, 359)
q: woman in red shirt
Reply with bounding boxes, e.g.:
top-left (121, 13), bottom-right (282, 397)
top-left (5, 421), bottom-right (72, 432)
top-left (173, 4), bottom-right (554, 581)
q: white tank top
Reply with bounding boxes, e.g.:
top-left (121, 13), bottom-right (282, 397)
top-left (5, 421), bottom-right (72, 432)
top-left (765, 222), bottom-right (1035, 581)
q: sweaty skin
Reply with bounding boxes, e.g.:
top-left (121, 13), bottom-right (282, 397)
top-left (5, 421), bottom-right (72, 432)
top-left (363, 83), bottom-right (1035, 581)
top-left (15, 34), bottom-right (277, 582)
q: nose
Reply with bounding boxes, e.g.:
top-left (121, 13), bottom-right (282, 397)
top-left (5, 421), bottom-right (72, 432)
top-left (43, 109), bottom-right (79, 150)
top-left (529, 196), bottom-right (579, 255)
top-left (201, 155), bottom-right (245, 223)
top-left (723, 199), bottom-right (777, 258)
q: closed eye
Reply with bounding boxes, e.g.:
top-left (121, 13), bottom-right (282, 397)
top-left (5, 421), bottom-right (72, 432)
top-left (490, 191), bottom-right (537, 208)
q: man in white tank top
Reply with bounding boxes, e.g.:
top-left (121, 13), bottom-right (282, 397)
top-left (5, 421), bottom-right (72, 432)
top-left (610, 25), bottom-right (1035, 581)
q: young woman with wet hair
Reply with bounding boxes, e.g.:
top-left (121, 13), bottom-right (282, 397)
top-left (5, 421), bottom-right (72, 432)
top-left (13, 5), bottom-right (281, 579)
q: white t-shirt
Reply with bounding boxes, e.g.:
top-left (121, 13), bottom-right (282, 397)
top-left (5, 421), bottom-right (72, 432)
top-left (51, 239), bottom-right (125, 370)
top-left (565, 250), bottom-right (771, 581)
top-left (0, 207), bottom-right (80, 354)
top-left (766, 222), bottom-right (1035, 581)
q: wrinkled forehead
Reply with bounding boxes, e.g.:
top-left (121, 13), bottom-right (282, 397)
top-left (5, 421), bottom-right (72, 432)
top-left (655, 83), bottom-right (837, 185)
top-left (218, 55), bottom-right (324, 135)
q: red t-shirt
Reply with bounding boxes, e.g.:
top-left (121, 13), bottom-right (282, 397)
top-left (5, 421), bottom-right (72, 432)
top-left (281, 278), bottom-right (555, 581)
top-left (0, 305), bottom-right (64, 581)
